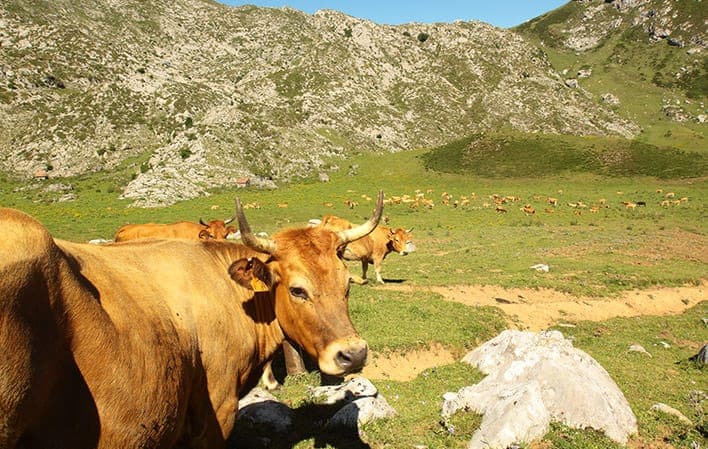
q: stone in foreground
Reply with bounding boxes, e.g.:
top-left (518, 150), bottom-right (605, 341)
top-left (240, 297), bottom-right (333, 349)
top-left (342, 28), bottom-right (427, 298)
top-left (442, 330), bottom-right (637, 449)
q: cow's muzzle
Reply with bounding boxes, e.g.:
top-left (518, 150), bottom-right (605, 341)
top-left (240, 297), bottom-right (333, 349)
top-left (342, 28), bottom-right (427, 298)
top-left (319, 337), bottom-right (368, 375)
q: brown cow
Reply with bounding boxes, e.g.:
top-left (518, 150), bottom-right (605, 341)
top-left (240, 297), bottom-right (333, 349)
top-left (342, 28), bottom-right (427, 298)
top-left (114, 213), bottom-right (236, 242)
top-left (318, 215), bottom-right (415, 284)
top-left (0, 192), bottom-right (383, 448)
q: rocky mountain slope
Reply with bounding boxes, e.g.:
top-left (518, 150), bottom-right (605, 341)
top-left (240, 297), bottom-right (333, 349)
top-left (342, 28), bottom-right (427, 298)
top-left (0, 0), bottom-right (640, 206)
top-left (516, 0), bottom-right (706, 147)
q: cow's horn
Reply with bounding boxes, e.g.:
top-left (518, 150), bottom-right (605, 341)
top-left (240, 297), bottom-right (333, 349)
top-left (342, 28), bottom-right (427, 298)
top-left (236, 198), bottom-right (277, 254)
top-left (199, 218), bottom-right (208, 226)
top-left (337, 190), bottom-right (384, 244)
top-left (224, 202), bottom-right (237, 224)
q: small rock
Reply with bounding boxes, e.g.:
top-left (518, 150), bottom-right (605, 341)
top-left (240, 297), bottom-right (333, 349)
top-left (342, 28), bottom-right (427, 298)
top-left (628, 344), bottom-right (652, 357)
top-left (688, 344), bottom-right (707, 367)
top-left (600, 93), bottom-right (620, 106)
top-left (650, 403), bottom-right (693, 426)
top-left (309, 377), bottom-right (397, 428)
top-left (530, 263), bottom-right (550, 273)
top-left (238, 388), bottom-right (295, 435)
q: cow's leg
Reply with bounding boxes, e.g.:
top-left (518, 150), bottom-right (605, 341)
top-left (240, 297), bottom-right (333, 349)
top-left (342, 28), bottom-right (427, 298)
top-left (373, 260), bottom-right (385, 283)
top-left (361, 260), bottom-right (369, 281)
top-left (0, 304), bottom-right (34, 448)
top-left (349, 273), bottom-right (367, 285)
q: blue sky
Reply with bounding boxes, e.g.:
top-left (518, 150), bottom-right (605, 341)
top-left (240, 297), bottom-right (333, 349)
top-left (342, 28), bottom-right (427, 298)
top-left (218, 1), bottom-right (568, 28)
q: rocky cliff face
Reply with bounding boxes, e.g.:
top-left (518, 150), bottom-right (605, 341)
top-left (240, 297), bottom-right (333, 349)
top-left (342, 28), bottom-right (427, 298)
top-left (0, 0), bottom-right (639, 206)
top-left (529, 0), bottom-right (706, 52)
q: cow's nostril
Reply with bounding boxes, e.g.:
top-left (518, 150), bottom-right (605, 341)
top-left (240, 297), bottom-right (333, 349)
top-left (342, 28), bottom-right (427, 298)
top-left (336, 346), bottom-right (367, 373)
top-left (336, 351), bottom-right (352, 369)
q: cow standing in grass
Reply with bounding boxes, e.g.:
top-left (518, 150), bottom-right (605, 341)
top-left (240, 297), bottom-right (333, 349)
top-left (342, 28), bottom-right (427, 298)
top-left (317, 215), bottom-right (415, 284)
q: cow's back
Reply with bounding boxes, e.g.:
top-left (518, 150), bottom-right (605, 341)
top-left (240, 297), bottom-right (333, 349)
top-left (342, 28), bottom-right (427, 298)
top-left (55, 238), bottom-right (267, 447)
top-left (114, 221), bottom-right (203, 241)
top-left (0, 208), bottom-right (101, 448)
top-left (0, 209), bottom-right (270, 448)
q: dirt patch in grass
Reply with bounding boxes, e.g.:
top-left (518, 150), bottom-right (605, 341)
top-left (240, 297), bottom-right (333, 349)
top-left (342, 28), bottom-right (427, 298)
top-left (361, 281), bottom-right (706, 381)
top-left (361, 342), bottom-right (456, 382)
top-left (379, 282), bottom-right (706, 331)
top-left (619, 228), bottom-right (708, 264)
top-left (544, 228), bottom-right (708, 264)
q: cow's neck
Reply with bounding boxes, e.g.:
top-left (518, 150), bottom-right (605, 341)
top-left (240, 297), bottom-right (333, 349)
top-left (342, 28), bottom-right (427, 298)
top-left (244, 291), bottom-right (285, 364)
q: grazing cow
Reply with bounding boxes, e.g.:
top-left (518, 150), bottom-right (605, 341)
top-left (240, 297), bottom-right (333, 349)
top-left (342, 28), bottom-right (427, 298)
top-left (114, 213), bottom-right (236, 242)
top-left (0, 192), bottom-right (383, 448)
top-left (521, 204), bottom-right (536, 215)
top-left (317, 215), bottom-right (415, 284)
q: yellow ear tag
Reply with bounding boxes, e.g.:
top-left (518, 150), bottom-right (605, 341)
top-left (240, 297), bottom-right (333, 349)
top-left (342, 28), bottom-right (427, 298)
top-left (250, 278), bottom-right (269, 292)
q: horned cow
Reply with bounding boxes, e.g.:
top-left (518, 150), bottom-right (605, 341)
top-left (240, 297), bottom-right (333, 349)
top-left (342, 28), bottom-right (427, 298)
top-left (0, 192), bottom-right (384, 448)
top-left (114, 211), bottom-right (237, 242)
top-left (318, 214), bottom-right (415, 284)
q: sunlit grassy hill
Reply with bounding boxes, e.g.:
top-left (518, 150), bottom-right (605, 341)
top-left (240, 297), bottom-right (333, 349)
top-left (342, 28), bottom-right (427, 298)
top-left (423, 131), bottom-right (708, 178)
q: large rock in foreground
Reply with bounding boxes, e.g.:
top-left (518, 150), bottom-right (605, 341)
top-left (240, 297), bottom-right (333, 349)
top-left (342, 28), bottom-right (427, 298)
top-left (442, 330), bottom-right (637, 448)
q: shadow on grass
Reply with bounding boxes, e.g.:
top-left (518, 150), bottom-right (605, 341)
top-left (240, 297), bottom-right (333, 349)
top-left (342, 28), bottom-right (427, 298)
top-left (227, 400), bottom-right (370, 449)
top-left (381, 278), bottom-right (406, 284)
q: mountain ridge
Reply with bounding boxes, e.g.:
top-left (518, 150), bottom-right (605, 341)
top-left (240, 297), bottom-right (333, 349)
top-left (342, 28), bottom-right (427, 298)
top-left (2, 0), bottom-right (642, 206)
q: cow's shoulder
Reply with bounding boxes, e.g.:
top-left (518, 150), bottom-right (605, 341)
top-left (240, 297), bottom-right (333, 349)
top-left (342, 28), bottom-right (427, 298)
top-left (1, 208), bottom-right (57, 264)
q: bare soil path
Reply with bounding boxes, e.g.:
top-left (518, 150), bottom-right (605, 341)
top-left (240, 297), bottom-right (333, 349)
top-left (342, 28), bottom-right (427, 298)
top-left (361, 282), bottom-right (706, 381)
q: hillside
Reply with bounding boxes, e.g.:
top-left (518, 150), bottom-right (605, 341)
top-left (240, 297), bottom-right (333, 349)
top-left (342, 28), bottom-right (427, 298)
top-left (422, 131), bottom-right (708, 178)
top-left (0, 0), bottom-right (639, 206)
top-left (515, 0), bottom-right (706, 151)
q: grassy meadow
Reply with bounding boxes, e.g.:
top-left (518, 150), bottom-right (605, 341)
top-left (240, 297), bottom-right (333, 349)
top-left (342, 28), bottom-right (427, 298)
top-left (0, 132), bottom-right (706, 448)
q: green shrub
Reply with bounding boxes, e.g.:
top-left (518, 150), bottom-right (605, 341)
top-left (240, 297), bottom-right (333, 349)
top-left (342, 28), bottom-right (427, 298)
top-left (179, 147), bottom-right (192, 159)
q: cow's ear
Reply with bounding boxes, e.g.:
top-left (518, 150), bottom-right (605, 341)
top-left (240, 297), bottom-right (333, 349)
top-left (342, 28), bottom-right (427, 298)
top-left (226, 225), bottom-right (237, 235)
top-left (228, 257), bottom-right (273, 291)
top-left (336, 242), bottom-right (348, 258)
top-left (199, 229), bottom-right (211, 240)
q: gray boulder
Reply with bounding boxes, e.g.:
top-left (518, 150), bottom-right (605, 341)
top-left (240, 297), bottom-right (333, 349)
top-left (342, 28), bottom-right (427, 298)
top-left (442, 330), bottom-right (637, 449)
top-left (308, 376), bottom-right (397, 428)
top-left (234, 377), bottom-right (395, 445)
top-left (689, 343), bottom-right (708, 368)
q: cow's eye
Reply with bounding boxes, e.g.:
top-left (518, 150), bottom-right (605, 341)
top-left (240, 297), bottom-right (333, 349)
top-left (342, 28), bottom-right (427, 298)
top-left (289, 287), bottom-right (309, 300)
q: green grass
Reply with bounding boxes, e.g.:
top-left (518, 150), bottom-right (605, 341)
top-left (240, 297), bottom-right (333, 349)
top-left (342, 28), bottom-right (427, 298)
top-left (2, 140), bottom-right (705, 296)
top-left (349, 289), bottom-right (507, 354)
top-left (1, 135), bottom-right (706, 448)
